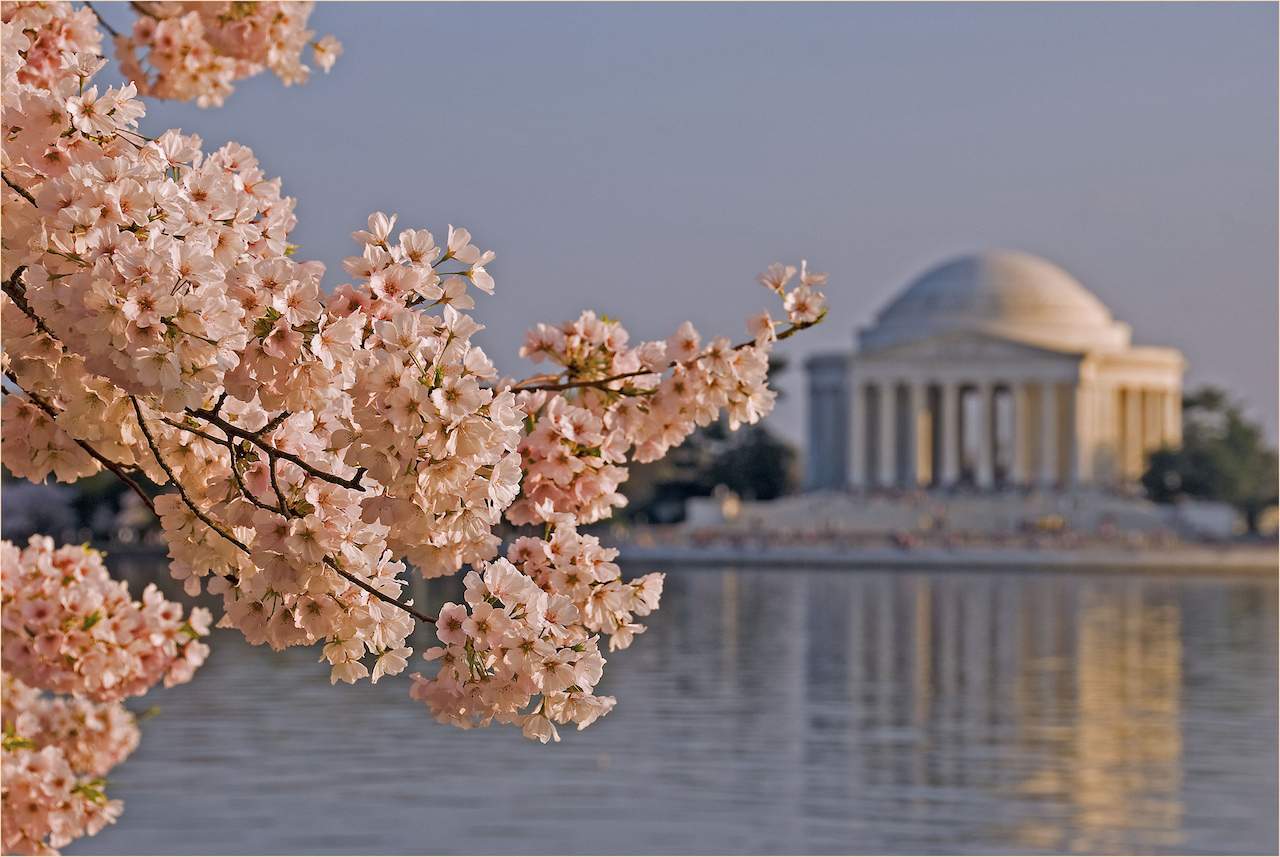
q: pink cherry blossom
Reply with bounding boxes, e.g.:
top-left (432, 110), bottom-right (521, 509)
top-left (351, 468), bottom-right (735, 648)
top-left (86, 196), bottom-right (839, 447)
top-left (0, 12), bottom-right (829, 851)
top-left (1, 538), bottom-right (211, 703)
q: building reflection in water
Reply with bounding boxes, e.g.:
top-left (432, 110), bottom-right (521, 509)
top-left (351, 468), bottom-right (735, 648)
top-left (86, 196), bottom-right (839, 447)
top-left (675, 566), bottom-right (1275, 854)
top-left (94, 555), bottom-right (1276, 855)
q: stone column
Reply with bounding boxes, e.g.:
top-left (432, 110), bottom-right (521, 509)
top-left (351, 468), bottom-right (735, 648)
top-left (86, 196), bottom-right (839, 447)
top-left (1143, 389), bottom-right (1164, 456)
top-left (805, 379), bottom-right (828, 490)
top-left (1162, 388), bottom-right (1182, 447)
top-left (940, 381), bottom-right (960, 487)
top-left (1124, 386), bottom-right (1143, 479)
top-left (849, 378), bottom-right (866, 489)
top-left (1071, 383), bottom-right (1093, 487)
top-left (878, 379), bottom-right (897, 488)
top-left (1039, 382), bottom-right (1058, 488)
top-left (1011, 381), bottom-right (1031, 486)
top-left (975, 381), bottom-right (995, 489)
top-left (805, 355), bottom-right (851, 491)
top-left (1093, 384), bottom-right (1117, 484)
top-left (907, 380), bottom-right (929, 486)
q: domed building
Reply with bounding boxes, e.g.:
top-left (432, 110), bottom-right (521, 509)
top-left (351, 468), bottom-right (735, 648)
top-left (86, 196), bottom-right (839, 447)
top-left (805, 251), bottom-right (1185, 491)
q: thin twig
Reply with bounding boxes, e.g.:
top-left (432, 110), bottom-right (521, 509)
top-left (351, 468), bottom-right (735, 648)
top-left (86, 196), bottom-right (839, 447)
top-left (145, 404), bottom-right (433, 623)
top-left (130, 396), bottom-right (251, 554)
top-left (187, 407), bottom-right (366, 491)
top-left (267, 457), bottom-right (290, 513)
top-left (158, 415), bottom-right (282, 512)
top-left (2, 173), bottom-right (36, 207)
top-left (3, 260), bottom-right (434, 627)
top-left (83, 2), bottom-right (120, 38)
top-left (510, 313), bottom-right (826, 393)
top-left (157, 415), bottom-right (224, 445)
top-left (4, 372), bottom-right (157, 516)
top-left (3, 268), bottom-right (63, 343)
top-left (324, 557), bottom-right (435, 625)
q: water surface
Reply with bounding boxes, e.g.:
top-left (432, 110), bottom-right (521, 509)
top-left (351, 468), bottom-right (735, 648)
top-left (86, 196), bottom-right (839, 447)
top-left (70, 564), bottom-right (1277, 855)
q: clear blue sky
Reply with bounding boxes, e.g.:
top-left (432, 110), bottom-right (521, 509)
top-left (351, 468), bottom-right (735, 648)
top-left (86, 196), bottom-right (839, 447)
top-left (100, 1), bottom-right (1278, 444)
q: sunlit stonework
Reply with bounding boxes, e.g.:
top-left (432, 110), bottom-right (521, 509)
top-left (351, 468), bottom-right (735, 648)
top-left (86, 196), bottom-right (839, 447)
top-left (806, 250), bottom-right (1185, 491)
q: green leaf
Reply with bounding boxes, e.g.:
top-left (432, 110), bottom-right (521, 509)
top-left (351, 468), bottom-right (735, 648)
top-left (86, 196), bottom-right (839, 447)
top-left (2, 734), bottom-right (36, 751)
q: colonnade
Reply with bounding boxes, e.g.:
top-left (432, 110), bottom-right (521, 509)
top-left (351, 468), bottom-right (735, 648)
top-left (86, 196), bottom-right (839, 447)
top-left (847, 376), bottom-right (1181, 490)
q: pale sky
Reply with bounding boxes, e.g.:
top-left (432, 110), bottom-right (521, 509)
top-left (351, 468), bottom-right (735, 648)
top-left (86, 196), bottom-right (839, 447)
top-left (100, 2), bottom-right (1278, 445)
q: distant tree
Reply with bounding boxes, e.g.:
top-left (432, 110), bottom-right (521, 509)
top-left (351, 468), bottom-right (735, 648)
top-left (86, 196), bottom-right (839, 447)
top-left (708, 424), bottom-right (797, 501)
top-left (1142, 386), bottom-right (1278, 533)
top-left (622, 356), bottom-right (799, 521)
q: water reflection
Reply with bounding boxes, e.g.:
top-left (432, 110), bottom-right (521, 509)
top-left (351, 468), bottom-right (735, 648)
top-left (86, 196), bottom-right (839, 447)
top-left (74, 564), bottom-right (1277, 855)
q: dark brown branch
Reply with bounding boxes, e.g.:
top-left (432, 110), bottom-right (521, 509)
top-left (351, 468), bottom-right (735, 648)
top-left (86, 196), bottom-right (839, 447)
top-left (510, 312), bottom-right (827, 393)
top-left (2, 268), bottom-right (60, 342)
top-left (267, 457), bottom-right (290, 513)
top-left (130, 396), bottom-right (251, 554)
top-left (324, 557), bottom-right (435, 625)
top-left (4, 372), bottom-right (157, 516)
top-left (83, 2), bottom-right (120, 37)
top-left (261, 410), bottom-right (291, 434)
top-left (129, 1), bottom-right (160, 20)
top-left (2, 173), bottom-right (37, 207)
top-left (187, 407), bottom-right (366, 491)
top-left (4, 256), bottom-right (434, 627)
top-left (155, 410), bottom-right (432, 623)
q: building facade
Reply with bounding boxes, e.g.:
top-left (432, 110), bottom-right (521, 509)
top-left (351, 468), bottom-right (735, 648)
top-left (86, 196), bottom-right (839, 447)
top-left (806, 251), bottom-right (1185, 491)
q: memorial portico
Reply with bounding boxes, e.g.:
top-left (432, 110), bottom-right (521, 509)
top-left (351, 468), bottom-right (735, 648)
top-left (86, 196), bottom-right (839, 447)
top-left (805, 251), bottom-right (1185, 491)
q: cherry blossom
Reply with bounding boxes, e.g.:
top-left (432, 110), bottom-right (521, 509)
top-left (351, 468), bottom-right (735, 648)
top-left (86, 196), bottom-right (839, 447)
top-left (1, 671), bottom-right (144, 854)
top-left (113, 1), bottom-right (341, 107)
top-left (0, 0), bottom-right (829, 781)
top-left (0, 537), bottom-right (210, 855)
top-left (1, 538), bottom-right (211, 702)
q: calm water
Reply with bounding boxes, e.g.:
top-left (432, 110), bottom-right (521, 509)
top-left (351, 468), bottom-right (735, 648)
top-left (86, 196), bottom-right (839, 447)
top-left (69, 563), bottom-right (1277, 855)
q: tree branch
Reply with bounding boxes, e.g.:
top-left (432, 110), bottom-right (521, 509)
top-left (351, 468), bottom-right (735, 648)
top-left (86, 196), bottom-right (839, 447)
top-left (5, 245), bottom-right (441, 629)
top-left (138, 401), bottom-right (434, 624)
top-left (510, 312), bottom-right (826, 393)
top-left (3, 267), bottom-right (60, 341)
top-left (130, 396), bottom-right (251, 554)
top-left (324, 557), bottom-right (435, 625)
top-left (187, 407), bottom-right (366, 491)
top-left (83, 2), bottom-right (120, 38)
top-left (4, 372), bottom-right (157, 516)
top-left (2, 173), bottom-right (37, 207)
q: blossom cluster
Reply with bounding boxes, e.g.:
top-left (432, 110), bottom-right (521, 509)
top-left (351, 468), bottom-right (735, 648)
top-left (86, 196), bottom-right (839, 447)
top-left (1, 0), bottom-right (828, 753)
top-left (3, 3), bottom-right (514, 691)
top-left (2, 673), bottom-right (137, 856)
top-left (0, 537), bottom-right (204, 856)
top-left (509, 262), bottom-right (826, 526)
top-left (2, 1), bottom-right (103, 93)
top-left (1, 537), bottom-right (211, 702)
top-left (115, 1), bottom-right (341, 107)
top-left (410, 513), bottom-right (664, 742)
top-left (3, 673), bottom-right (141, 778)
top-left (507, 511), bottom-right (663, 651)
top-left (408, 556), bottom-right (613, 744)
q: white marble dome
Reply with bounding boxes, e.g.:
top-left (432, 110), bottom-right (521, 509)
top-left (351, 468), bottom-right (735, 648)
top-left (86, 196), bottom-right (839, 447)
top-left (858, 250), bottom-right (1132, 354)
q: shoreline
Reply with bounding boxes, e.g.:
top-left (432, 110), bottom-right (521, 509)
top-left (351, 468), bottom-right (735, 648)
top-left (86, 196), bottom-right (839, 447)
top-left (613, 542), bottom-right (1279, 576)
top-left (88, 540), bottom-right (1279, 577)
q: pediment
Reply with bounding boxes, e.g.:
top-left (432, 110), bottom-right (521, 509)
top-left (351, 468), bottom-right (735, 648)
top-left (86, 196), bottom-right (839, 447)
top-left (856, 330), bottom-right (1083, 365)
